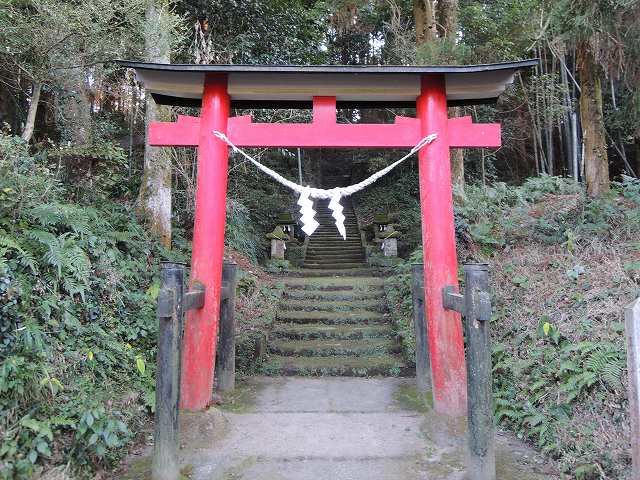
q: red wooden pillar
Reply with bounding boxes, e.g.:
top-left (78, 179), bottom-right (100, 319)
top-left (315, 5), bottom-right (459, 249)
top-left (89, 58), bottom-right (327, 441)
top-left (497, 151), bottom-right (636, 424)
top-left (180, 74), bottom-right (230, 410)
top-left (416, 74), bottom-right (467, 417)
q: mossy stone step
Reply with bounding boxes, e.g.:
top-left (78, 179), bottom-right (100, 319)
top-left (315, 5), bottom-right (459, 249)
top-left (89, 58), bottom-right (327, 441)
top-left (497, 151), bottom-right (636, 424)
top-left (277, 310), bottom-right (387, 325)
top-left (308, 237), bottom-right (361, 242)
top-left (269, 324), bottom-right (393, 340)
top-left (283, 276), bottom-right (384, 287)
top-left (305, 252), bottom-right (364, 257)
top-left (279, 298), bottom-right (386, 312)
top-left (304, 258), bottom-right (366, 265)
top-left (305, 252), bottom-right (364, 258)
top-left (283, 290), bottom-right (383, 301)
top-left (306, 245), bottom-right (364, 251)
top-left (268, 338), bottom-right (399, 357)
top-left (289, 267), bottom-right (380, 278)
top-left (303, 262), bottom-right (368, 270)
top-left (261, 354), bottom-right (410, 377)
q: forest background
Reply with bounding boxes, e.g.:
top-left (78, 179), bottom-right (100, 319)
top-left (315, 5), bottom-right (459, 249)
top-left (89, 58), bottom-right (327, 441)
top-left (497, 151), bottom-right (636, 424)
top-left (0, 0), bottom-right (639, 479)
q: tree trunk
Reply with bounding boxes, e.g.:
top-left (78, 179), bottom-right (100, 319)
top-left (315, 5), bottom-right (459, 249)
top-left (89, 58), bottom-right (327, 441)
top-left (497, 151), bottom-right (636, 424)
top-left (437, 0), bottom-right (464, 193)
top-left (414, 0), bottom-right (436, 46)
top-left (21, 81), bottom-right (41, 142)
top-left (137, 1), bottom-right (172, 247)
top-left (576, 41), bottom-right (609, 197)
top-left (57, 67), bottom-right (92, 145)
top-left (437, 0), bottom-right (458, 39)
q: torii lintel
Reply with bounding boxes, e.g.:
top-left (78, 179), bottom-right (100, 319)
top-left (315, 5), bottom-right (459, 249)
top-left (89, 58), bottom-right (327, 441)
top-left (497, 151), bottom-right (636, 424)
top-left (149, 96), bottom-right (501, 149)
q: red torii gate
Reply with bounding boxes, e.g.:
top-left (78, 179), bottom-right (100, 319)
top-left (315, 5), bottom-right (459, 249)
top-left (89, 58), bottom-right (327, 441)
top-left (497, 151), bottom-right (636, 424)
top-left (120, 60), bottom-right (536, 417)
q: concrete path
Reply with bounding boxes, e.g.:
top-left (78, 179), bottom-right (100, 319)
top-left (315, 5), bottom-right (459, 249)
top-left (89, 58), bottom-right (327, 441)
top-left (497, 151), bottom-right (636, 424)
top-left (145, 377), bottom-right (557, 480)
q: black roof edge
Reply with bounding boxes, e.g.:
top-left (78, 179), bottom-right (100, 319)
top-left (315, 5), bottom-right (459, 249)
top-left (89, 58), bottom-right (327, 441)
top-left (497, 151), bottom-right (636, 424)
top-left (116, 59), bottom-right (540, 75)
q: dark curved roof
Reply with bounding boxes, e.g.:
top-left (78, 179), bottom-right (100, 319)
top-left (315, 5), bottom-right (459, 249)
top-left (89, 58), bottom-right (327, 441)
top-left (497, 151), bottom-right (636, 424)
top-left (116, 59), bottom-right (538, 109)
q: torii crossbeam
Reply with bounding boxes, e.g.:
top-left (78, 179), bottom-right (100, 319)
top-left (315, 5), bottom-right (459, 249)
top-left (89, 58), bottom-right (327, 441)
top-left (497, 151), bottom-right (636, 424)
top-left (119, 60), bottom-right (537, 417)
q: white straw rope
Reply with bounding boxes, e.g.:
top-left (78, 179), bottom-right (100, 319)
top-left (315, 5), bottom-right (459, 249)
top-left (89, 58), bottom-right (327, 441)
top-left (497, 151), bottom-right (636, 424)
top-left (213, 131), bottom-right (437, 200)
top-left (213, 130), bottom-right (437, 239)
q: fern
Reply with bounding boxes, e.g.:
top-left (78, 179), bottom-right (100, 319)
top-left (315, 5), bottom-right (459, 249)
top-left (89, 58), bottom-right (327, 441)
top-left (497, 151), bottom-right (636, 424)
top-left (0, 233), bottom-right (39, 273)
top-left (585, 344), bottom-right (624, 389)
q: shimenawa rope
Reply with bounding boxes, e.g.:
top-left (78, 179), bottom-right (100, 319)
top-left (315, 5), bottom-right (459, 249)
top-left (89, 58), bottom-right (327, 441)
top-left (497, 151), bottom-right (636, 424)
top-left (213, 130), bottom-right (437, 239)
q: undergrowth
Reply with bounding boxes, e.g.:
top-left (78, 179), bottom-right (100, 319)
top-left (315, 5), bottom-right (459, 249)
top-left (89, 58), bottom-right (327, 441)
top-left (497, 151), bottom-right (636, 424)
top-left (0, 135), bottom-right (188, 479)
top-left (0, 133), bottom-right (286, 479)
top-left (384, 175), bottom-right (640, 479)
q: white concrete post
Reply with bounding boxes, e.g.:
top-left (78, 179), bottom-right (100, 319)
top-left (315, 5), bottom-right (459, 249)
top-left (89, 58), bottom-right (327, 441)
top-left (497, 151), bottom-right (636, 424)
top-left (626, 297), bottom-right (640, 480)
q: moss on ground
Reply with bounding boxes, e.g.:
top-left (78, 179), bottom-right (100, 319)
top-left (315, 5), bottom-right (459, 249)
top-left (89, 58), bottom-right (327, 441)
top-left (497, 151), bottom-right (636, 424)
top-left (392, 384), bottom-right (433, 413)
top-left (216, 379), bottom-right (262, 414)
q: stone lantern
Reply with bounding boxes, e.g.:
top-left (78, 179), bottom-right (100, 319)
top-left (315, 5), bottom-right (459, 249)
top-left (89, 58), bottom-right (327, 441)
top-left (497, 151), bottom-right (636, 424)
top-left (373, 213), bottom-right (400, 257)
top-left (276, 212), bottom-right (296, 241)
top-left (265, 225), bottom-right (290, 260)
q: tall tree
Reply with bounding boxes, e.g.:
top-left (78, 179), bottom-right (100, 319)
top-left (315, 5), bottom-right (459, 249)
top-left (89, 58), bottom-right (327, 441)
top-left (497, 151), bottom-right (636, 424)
top-left (576, 40), bottom-right (608, 196)
top-left (136, 1), bottom-right (174, 247)
top-left (550, 0), bottom-right (635, 196)
top-left (437, 0), bottom-right (465, 193)
top-left (414, 0), bottom-right (465, 192)
top-left (0, 0), bottom-right (146, 143)
top-left (413, 0), bottom-right (437, 45)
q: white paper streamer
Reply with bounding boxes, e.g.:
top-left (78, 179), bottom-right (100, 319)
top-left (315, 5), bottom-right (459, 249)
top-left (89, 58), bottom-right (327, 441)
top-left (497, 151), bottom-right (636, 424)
top-left (297, 186), bottom-right (319, 236)
top-left (328, 192), bottom-right (346, 240)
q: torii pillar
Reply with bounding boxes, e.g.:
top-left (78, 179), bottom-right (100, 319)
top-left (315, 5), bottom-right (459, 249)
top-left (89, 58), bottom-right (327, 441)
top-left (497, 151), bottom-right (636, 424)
top-left (148, 72), bottom-right (502, 416)
top-left (179, 74), bottom-right (230, 410)
top-left (417, 75), bottom-right (467, 416)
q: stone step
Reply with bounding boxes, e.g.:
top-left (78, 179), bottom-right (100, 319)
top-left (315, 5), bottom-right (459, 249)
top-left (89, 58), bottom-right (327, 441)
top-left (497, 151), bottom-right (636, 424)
top-left (311, 229), bottom-right (359, 235)
top-left (305, 251), bottom-right (364, 258)
top-left (306, 244), bottom-right (363, 250)
top-left (268, 338), bottom-right (399, 357)
top-left (304, 258), bottom-right (366, 265)
top-left (285, 268), bottom-right (381, 277)
top-left (307, 240), bottom-right (362, 245)
top-left (303, 261), bottom-right (367, 268)
top-left (303, 262), bottom-right (368, 269)
top-left (270, 324), bottom-right (393, 340)
top-left (306, 245), bottom-right (364, 252)
top-left (261, 355), bottom-right (410, 377)
top-left (283, 289), bottom-right (384, 301)
top-left (283, 277), bottom-right (384, 290)
top-left (307, 237), bottom-right (361, 242)
top-left (277, 310), bottom-right (387, 325)
top-left (304, 252), bottom-right (365, 259)
top-left (310, 227), bottom-right (359, 232)
top-left (279, 298), bottom-right (386, 312)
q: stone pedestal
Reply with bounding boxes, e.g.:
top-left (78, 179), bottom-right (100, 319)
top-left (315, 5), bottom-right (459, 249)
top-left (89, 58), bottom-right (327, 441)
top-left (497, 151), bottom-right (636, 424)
top-left (271, 239), bottom-right (286, 259)
top-left (382, 238), bottom-right (398, 257)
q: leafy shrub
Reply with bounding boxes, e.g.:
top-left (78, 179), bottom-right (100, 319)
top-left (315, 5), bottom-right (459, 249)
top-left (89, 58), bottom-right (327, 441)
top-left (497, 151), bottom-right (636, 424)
top-left (383, 176), bottom-right (638, 478)
top-left (0, 135), bottom-right (188, 478)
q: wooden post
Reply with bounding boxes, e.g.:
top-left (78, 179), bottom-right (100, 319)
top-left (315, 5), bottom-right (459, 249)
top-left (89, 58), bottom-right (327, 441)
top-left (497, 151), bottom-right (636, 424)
top-left (411, 263), bottom-right (431, 393)
top-left (215, 262), bottom-right (238, 392)
top-left (626, 297), bottom-right (640, 480)
top-left (416, 74), bottom-right (467, 417)
top-left (152, 262), bottom-right (185, 480)
top-left (180, 74), bottom-right (230, 411)
top-left (464, 264), bottom-right (495, 480)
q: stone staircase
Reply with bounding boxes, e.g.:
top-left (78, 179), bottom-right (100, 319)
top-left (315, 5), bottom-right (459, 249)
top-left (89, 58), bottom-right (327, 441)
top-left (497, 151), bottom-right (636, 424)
top-left (303, 197), bottom-right (366, 269)
top-left (263, 274), bottom-right (408, 376)
top-left (263, 174), bottom-right (408, 377)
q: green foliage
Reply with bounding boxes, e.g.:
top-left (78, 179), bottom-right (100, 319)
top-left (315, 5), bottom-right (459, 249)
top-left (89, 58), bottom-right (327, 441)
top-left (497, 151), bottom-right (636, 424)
top-left (0, 135), bottom-right (189, 478)
top-left (226, 199), bottom-right (260, 261)
top-left (455, 175), bottom-right (639, 252)
top-left (384, 177), bottom-right (637, 477)
top-left (382, 249), bottom-right (424, 365)
top-left (354, 161), bottom-right (423, 253)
